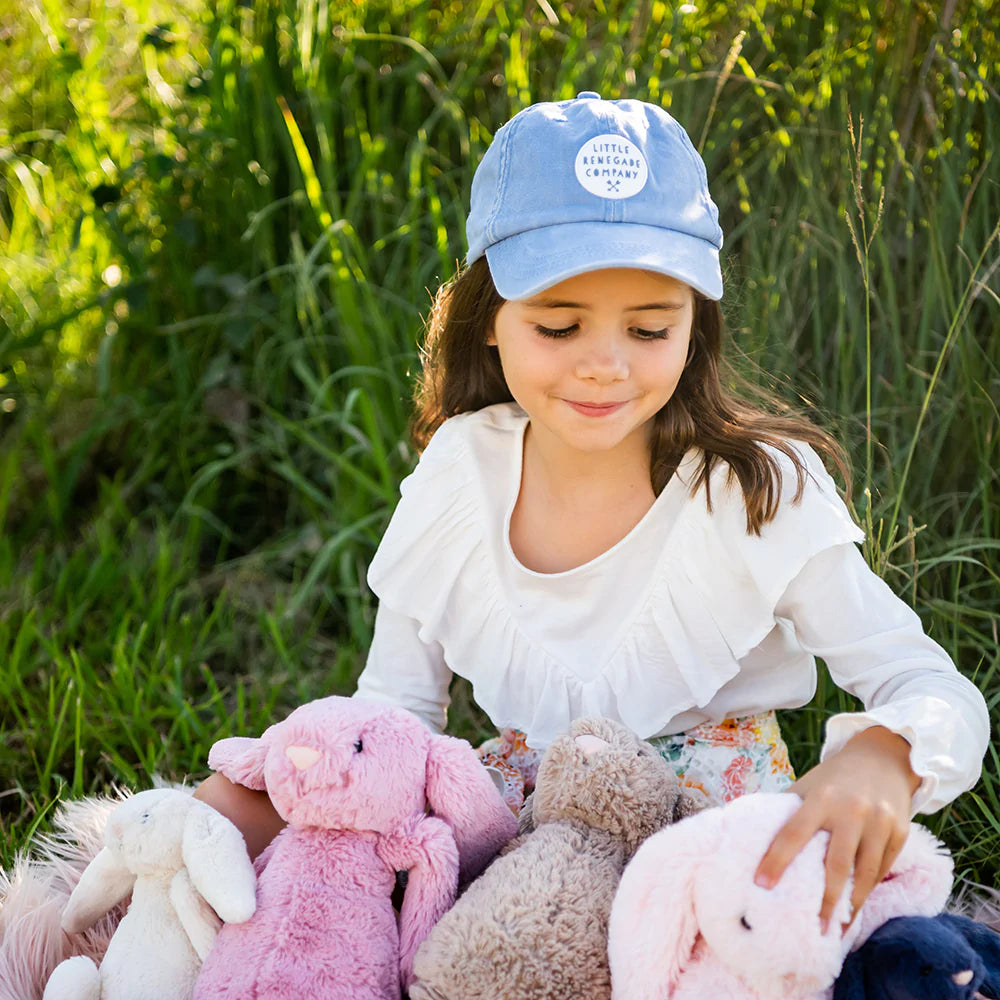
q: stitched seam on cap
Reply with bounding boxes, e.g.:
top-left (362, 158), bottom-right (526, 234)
top-left (666, 116), bottom-right (722, 236)
top-left (485, 115), bottom-right (522, 246)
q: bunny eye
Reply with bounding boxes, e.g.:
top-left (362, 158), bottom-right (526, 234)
top-left (354, 739), bottom-right (363, 752)
top-left (141, 812), bottom-right (150, 822)
top-left (919, 965), bottom-right (933, 977)
top-left (740, 915), bottom-right (752, 931)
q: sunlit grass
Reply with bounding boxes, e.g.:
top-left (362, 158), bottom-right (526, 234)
top-left (1, 0), bottom-right (998, 878)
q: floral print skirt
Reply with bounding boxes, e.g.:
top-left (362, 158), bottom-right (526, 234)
top-left (478, 711), bottom-right (796, 814)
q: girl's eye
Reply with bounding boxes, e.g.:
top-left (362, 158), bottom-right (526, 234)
top-left (534, 323), bottom-right (668, 340)
top-left (535, 324), bottom-right (579, 339)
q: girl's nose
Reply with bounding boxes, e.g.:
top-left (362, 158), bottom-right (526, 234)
top-left (574, 333), bottom-right (629, 383)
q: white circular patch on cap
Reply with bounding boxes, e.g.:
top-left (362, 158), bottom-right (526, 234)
top-left (574, 133), bottom-right (648, 199)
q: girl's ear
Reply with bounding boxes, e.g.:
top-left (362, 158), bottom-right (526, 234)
top-left (424, 735), bottom-right (518, 884)
top-left (207, 736), bottom-right (270, 790)
top-left (608, 809), bottom-right (722, 1000)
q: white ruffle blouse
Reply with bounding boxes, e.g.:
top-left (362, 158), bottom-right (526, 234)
top-left (357, 402), bottom-right (988, 814)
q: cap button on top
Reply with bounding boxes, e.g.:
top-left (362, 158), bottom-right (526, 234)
top-left (576, 91), bottom-right (601, 99)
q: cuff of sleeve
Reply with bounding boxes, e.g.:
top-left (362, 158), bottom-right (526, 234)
top-left (820, 698), bottom-right (968, 816)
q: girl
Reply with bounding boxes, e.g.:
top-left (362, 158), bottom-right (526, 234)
top-left (197, 93), bottom-right (989, 932)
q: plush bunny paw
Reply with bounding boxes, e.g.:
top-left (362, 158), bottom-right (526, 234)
top-left (42, 955), bottom-right (101, 1000)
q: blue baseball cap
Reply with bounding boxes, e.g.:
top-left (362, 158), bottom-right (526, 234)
top-left (466, 92), bottom-right (724, 301)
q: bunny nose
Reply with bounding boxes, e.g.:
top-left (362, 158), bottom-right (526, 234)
top-left (952, 970), bottom-right (974, 986)
top-left (575, 734), bottom-right (610, 757)
top-left (285, 745), bottom-right (322, 770)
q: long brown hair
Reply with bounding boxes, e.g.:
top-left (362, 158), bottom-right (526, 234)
top-left (412, 258), bottom-right (851, 535)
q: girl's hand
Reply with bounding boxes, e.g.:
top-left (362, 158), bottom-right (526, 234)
top-left (753, 726), bottom-right (921, 933)
top-left (193, 772), bottom-right (286, 860)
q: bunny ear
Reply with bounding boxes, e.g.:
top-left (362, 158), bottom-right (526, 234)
top-left (207, 735), bottom-right (269, 790)
top-left (673, 786), bottom-right (709, 822)
top-left (424, 734), bottom-right (518, 884)
top-left (517, 791), bottom-right (536, 836)
top-left (608, 808), bottom-right (723, 1000)
top-left (941, 913), bottom-right (1000, 996)
top-left (831, 951), bottom-right (867, 1000)
top-left (181, 799), bottom-right (257, 924)
top-left (61, 846), bottom-right (136, 934)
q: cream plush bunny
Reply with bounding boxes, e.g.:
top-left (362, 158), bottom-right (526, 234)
top-left (608, 792), bottom-right (955, 1000)
top-left (42, 788), bottom-right (257, 1000)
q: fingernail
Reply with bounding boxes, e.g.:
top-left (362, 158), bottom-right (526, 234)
top-left (820, 917), bottom-right (829, 935)
top-left (754, 873), bottom-right (773, 889)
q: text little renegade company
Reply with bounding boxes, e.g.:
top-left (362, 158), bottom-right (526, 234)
top-left (578, 140), bottom-right (644, 180)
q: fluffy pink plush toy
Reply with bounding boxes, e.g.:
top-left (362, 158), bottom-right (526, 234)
top-left (608, 793), bottom-right (955, 1000)
top-left (192, 696), bottom-right (517, 1000)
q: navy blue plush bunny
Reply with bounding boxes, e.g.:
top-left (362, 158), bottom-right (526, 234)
top-left (834, 913), bottom-right (1000, 1000)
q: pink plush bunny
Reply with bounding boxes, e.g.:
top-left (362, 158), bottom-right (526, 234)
top-left (608, 793), bottom-right (954, 1000)
top-left (193, 696), bottom-right (517, 1000)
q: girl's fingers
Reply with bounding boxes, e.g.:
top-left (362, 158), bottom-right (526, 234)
top-left (847, 813), bottom-right (909, 923)
top-left (756, 795), bottom-right (895, 934)
top-left (843, 833), bottom-right (884, 928)
top-left (753, 728), bottom-right (918, 933)
top-left (754, 796), bottom-right (814, 889)
top-left (819, 821), bottom-right (861, 933)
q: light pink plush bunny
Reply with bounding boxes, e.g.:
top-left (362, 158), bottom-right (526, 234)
top-left (608, 792), bottom-right (954, 1000)
top-left (193, 696), bottom-right (517, 1000)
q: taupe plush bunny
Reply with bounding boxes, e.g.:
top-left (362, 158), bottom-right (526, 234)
top-left (408, 717), bottom-right (703, 1000)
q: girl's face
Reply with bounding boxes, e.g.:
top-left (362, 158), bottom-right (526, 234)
top-left (488, 267), bottom-right (694, 462)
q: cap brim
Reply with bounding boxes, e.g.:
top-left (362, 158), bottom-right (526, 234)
top-left (483, 220), bottom-right (723, 301)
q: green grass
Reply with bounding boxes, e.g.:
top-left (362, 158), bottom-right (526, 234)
top-left (1, 0), bottom-right (998, 880)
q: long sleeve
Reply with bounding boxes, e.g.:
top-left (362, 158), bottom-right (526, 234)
top-left (354, 603), bottom-right (454, 734)
top-left (774, 541), bottom-right (990, 814)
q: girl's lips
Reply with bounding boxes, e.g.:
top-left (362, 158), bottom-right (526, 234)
top-left (565, 399), bottom-right (628, 417)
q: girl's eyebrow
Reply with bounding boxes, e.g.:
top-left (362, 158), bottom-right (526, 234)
top-left (522, 298), bottom-right (687, 311)
top-left (520, 297), bottom-right (584, 309)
